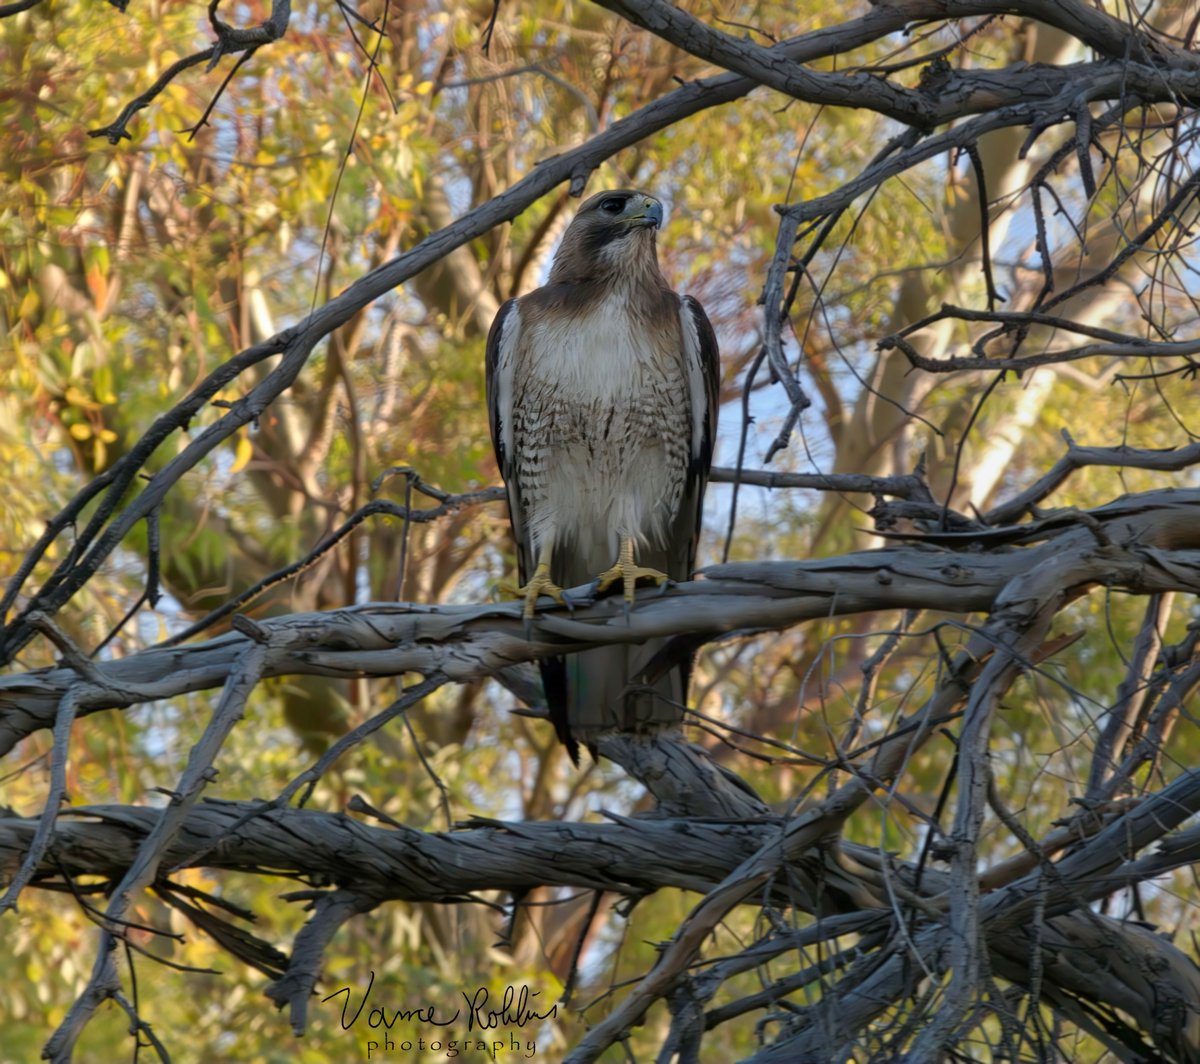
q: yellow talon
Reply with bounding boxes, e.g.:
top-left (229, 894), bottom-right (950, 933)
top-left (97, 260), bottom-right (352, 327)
top-left (508, 559), bottom-right (567, 619)
top-left (595, 536), bottom-right (669, 606)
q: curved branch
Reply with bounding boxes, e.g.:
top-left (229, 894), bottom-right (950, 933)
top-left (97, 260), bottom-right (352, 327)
top-left (2, 777), bottom-right (1195, 916)
top-left (4, 779), bottom-right (1196, 1058)
top-left (88, 0), bottom-right (291, 143)
top-left (0, 0), bottom-right (41, 15)
top-left (594, 0), bottom-right (1200, 127)
top-left (4, 487), bottom-right (1197, 755)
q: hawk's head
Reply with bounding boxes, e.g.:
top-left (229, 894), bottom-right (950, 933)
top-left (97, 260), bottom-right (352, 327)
top-left (548, 189), bottom-right (665, 285)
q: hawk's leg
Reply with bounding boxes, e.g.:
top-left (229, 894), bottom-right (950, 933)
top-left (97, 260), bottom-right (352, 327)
top-left (502, 544), bottom-right (567, 620)
top-left (596, 534), bottom-right (669, 610)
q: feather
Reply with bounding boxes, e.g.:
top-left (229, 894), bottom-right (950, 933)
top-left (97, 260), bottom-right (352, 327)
top-left (485, 190), bottom-right (719, 762)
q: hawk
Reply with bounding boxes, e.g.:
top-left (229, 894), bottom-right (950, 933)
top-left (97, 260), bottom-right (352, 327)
top-left (486, 189), bottom-right (719, 762)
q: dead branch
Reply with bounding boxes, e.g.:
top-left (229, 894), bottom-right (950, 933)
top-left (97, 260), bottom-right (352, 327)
top-left (3, 774), bottom-right (1198, 1059)
top-left (89, 0), bottom-right (292, 143)
top-left (3, 487), bottom-right (1197, 757)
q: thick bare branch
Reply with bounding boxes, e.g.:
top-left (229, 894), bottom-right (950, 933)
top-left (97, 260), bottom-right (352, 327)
top-left (3, 488), bottom-right (1197, 756)
top-left (593, 0), bottom-right (1200, 126)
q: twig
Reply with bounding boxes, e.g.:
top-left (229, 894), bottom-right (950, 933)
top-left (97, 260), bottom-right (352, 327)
top-left (984, 436), bottom-right (1200, 525)
top-left (281, 673), bottom-right (446, 808)
top-left (721, 345), bottom-right (767, 564)
top-left (158, 490), bottom-right (504, 647)
top-left (1085, 592), bottom-right (1172, 797)
top-left (182, 46), bottom-right (259, 141)
top-left (113, 990), bottom-right (173, 1063)
top-left (0, 685), bottom-right (80, 913)
top-left (480, 0), bottom-right (501, 55)
top-left (758, 209), bottom-right (812, 463)
top-left (88, 49), bottom-right (218, 143)
top-left (43, 640), bottom-right (270, 1062)
top-left (883, 330), bottom-right (1200, 373)
top-left (939, 370), bottom-right (1004, 528)
top-left (961, 142), bottom-right (1003, 311)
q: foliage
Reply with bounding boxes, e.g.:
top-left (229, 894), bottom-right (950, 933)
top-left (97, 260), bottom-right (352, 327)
top-left (2, 1), bottom-right (1199, 1062)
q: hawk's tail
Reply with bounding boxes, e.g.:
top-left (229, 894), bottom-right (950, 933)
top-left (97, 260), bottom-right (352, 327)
top-left (542, 639), bottom-right (687, 765)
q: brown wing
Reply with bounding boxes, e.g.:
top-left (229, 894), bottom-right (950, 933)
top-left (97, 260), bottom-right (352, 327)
top-left (485, 298), bottom-right (533, 590)
top-left (679, 293), bottom-right (720, 575)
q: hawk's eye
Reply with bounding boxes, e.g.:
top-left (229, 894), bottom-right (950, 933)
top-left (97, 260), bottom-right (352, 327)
top-left (598, 197), bottom-right (625, 213)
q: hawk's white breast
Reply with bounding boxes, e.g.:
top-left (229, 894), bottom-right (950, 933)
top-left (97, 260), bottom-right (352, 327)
top-left (514, 288), bottom-right (690, 562)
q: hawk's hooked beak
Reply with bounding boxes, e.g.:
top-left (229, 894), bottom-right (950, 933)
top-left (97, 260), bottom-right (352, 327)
top-left (625, 197), bottom-right (663, 230)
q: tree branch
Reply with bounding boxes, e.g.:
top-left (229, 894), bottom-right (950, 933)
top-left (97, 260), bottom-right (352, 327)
top-left (4, 487), bottom-right (1197, 755)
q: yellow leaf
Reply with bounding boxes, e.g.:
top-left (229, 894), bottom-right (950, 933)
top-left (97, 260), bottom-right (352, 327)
top-left (64, 386), bottom-right (99, 410)
top-left (18, 288), bottom-right (38, 319)
top-left (68, 422), bottom-right (92, 440)
top-left (230, 434), bottom-right (253, 475)
top-left (415, 81), bottom-right (433, 95)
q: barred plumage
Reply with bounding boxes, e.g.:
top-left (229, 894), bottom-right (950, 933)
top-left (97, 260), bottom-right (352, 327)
top-left (486, 190), bottom-right (719, 762)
